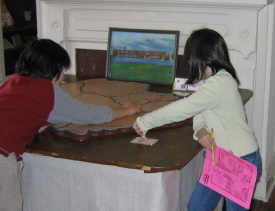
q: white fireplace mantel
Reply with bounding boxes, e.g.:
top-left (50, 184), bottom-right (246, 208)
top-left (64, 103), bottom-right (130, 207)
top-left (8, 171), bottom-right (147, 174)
top-left (36, 0), bottom-right (275, 203)
top-left (37, 0), bottom-right (269, 88)
top-left (37, 0), bottom-right (270, 8)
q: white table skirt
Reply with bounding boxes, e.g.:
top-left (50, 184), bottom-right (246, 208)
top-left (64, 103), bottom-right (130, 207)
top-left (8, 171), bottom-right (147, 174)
top-left (21, 151), bottom-right (223, 211)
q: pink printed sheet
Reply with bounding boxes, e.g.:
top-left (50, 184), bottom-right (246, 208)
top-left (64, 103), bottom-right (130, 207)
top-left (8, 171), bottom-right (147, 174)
top-left (199, 146), bottom-right (257, 209)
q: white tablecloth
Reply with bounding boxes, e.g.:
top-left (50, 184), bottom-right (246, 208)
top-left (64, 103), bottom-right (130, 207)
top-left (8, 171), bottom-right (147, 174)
top-left (21, 150), bottom-right (223, 211)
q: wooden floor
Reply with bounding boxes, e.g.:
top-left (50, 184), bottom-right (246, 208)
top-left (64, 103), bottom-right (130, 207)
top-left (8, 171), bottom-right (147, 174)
top-left (222, 187), bottom-right (275, 211)
top-left (249, 187), bottom-right (275, 211)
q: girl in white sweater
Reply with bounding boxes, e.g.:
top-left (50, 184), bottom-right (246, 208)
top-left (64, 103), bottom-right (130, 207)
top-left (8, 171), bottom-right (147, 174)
top-left (133, 28), bottom-right (262, 211)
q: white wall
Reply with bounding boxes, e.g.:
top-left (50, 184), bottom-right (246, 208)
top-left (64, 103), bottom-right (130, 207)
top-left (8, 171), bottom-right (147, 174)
top-left (250, 4), bottom-right (275, 200)
top-left (266, 0), bottom-right (275, 191)
top-left (269, 0), bottom-right (275, 171)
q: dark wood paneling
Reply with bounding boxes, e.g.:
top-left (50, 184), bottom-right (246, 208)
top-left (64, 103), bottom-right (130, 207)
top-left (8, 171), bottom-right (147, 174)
top-left (76, 49), bottom-right (106, 77)
top-left (77, 61), bottom-right (87, 76)
top-left (76, 49), bottom-right (189, 78)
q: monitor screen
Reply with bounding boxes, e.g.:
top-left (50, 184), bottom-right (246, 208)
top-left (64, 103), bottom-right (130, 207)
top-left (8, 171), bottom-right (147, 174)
top-left (106, 28), bottom-right (180, 85)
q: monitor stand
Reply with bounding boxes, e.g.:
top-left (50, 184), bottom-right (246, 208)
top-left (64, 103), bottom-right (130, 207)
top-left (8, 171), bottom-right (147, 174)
top-left (147, 84), bottom-right (173, 94)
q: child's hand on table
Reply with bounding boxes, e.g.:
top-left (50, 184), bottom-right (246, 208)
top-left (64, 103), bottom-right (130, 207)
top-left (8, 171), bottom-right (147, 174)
top-left (113, 101), bottom-right (142, 120)
top-left (123, 101), bottom-right (142, 115)
top-left (133, 121), bottom-right (148, 140)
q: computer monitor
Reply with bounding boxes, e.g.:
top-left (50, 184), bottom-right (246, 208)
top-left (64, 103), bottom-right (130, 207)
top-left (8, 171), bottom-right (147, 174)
top-left (106, 27), bottom-right (180, 85)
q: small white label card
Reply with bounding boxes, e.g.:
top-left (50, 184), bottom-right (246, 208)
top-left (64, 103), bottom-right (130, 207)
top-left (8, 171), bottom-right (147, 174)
top-left (130, 137), bottom-right (159, 145)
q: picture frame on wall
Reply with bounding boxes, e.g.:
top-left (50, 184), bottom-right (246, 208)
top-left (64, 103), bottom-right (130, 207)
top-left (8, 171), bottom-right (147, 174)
top-left (1, 0), bottom-right (15, 28)
top-left (106, 27), bottom-right (180, 85)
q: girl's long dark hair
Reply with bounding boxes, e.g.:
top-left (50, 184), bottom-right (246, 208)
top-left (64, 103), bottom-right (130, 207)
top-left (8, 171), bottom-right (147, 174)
top-left (15, 39), bottom-right (70, 81)
top-left (184, 28), bottom-right (240, 85)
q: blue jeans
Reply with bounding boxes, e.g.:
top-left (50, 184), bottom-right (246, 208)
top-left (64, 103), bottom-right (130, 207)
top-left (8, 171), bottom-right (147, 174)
top-left (187, 150), bottom-right (262, 211)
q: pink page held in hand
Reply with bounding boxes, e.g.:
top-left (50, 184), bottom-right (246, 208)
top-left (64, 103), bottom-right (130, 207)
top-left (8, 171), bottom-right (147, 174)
top-left (199, 146), bottom-right (257, 209)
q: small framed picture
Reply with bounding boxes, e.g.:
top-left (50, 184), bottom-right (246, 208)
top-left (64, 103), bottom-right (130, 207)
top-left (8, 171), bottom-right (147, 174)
top-left (106, 27), bottom-right (180, 85)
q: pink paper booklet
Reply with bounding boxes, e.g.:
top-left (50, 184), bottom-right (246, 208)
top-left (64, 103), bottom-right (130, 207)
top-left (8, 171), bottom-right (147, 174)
top-left (199, 146), bottom-right (257, 209)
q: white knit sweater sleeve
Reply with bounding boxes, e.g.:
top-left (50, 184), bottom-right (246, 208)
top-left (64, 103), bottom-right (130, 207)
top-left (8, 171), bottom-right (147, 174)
top-left (136, 77), bottom-right (220, 132)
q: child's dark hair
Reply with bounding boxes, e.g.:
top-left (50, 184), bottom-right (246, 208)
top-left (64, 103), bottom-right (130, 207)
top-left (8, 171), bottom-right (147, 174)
top-left (184, 28), bottom-right (240, 85)
top-left (15, 39), bottom-right (70, 81)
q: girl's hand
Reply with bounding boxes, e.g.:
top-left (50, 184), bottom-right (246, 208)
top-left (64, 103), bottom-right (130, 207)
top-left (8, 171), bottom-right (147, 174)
top-left (133, 121), bottom-right (148, 139)
top-left (197, 128), bottom-right (216, 150)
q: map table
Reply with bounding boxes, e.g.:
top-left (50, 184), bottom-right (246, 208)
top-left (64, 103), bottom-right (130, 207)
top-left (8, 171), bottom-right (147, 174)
top-left (21, 76), bottom-right (253, 211)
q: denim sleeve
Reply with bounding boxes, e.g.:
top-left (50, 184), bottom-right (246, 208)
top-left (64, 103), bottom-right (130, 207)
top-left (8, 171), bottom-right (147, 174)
top-left (47, 83), bottom-right (114, 124)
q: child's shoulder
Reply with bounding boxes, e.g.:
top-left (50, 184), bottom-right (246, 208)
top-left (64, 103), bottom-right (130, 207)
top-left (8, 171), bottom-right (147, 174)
top-left (211, 70), bottom-right (234, 82)
top-left (209, 70), bottom-right (238, 90)
top-left (200, 70), bottom-right (236, 91)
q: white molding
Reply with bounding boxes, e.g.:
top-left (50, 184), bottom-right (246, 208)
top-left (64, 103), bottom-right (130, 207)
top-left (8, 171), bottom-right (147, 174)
top-left (38, 0), bottom-right (269, 9)
top-left (254, 152), bottom-right (275, 201)
top-left (253, 3), bottom-right (270, 145)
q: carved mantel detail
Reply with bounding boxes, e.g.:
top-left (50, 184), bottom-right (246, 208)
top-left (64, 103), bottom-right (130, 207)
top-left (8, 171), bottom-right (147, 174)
top-left (52, 21), bottom-right (61, 31)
